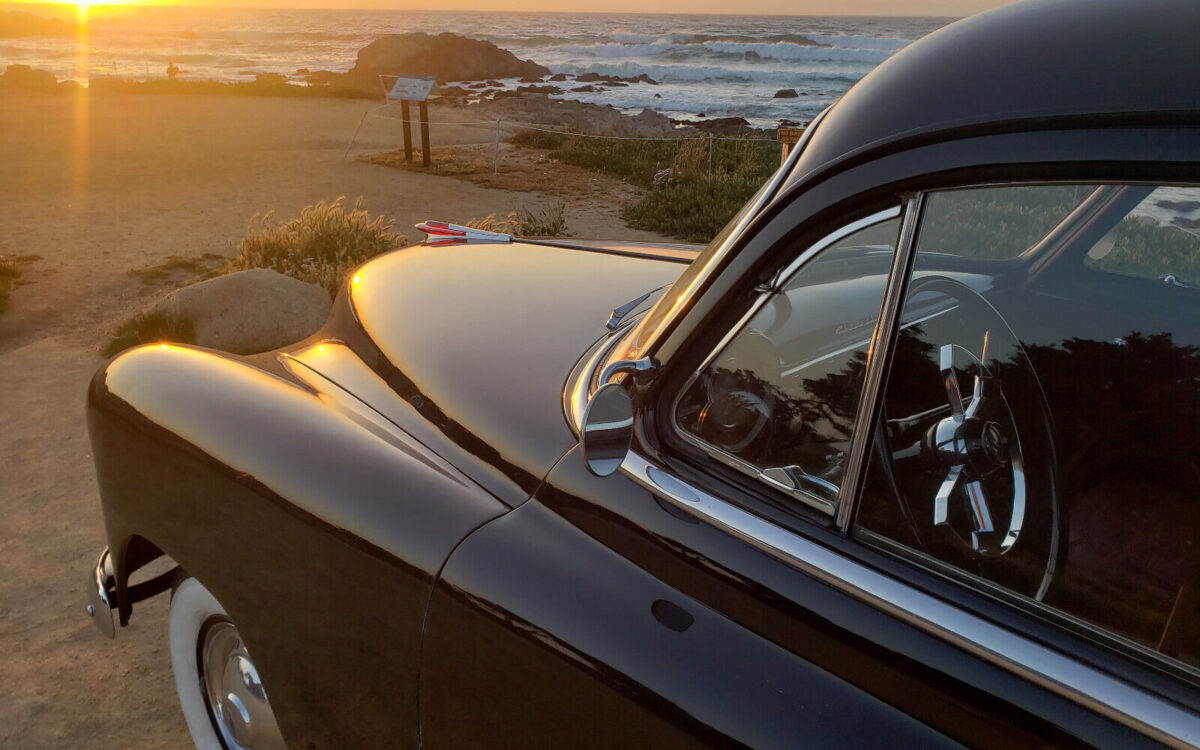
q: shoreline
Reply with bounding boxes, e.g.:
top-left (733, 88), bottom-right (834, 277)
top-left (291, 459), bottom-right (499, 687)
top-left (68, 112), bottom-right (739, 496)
top-left (0, 64), bottom-right (797, 138)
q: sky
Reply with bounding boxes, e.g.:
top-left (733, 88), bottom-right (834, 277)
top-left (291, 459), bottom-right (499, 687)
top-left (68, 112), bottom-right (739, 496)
top-left (8, 0), bottom-right (1021, 17)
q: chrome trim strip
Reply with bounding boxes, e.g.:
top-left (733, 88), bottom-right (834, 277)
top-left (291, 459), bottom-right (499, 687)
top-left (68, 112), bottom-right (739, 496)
top-left (564, 326), bottom-right (638, 437)
top-left (620, 453), bottom-right (1200, 749)
top-left (665, 207), bottom-right (902, 516)
top-left (835, 194), bottom-right (924, 531)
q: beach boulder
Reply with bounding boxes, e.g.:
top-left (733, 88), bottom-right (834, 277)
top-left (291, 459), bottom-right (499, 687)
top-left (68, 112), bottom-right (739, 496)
top-left (773, 88), bottom-right (799, 98)
top-left (344, 33), bottom-right (548, 90)
top-left (156, 269), bottom-right (331, 354)
top-left (692, 116), bottom-right (753, 136)
top-left (626, 108), bottom-right (676, 136)
top-left (0, 64), bottom-right (63, 94)
top-left (0, 10), bottom-right (71, 38)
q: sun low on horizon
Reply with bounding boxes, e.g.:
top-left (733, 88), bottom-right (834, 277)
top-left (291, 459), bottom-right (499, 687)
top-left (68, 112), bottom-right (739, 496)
top-left (7, 0), bottom-right (1019, 19)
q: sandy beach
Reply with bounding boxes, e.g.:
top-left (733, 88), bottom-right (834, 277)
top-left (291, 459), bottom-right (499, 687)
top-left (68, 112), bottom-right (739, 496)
top-left (0, 90), bottom-right (669, 748)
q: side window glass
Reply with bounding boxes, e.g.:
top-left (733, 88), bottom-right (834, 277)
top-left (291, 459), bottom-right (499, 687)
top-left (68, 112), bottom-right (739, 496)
top-left (674, 212), bottom-right (900, 512)
top-left (857, 184), bottom-right (1200, 670)
top-left (1083, 186), bottom-right (1200, 285)
top-left (918, 185), bottom-right (1095, 260)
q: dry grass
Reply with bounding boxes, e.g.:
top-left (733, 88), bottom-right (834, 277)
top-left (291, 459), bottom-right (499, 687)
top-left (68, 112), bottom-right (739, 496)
top-left (466, 202), bottom-right (572, 237)
top-left (228, 197), bottom-right (406, 295)
top-left (0, 254), bottom-right (41, 315)
top-left (103, 310), bottom-right (195, 356)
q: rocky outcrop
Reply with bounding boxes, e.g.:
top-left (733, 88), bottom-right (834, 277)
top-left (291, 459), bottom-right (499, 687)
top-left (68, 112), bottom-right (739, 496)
top-left (628, 108), bottom-right (676, 136)
top-left (688, 116), bottom-right (752, 136)
top-left (343, 33), bottom-right (549, 91)
top-left (773, 88), bottom-right (799, 98)
top-left (154, 269), bottom-right (331, 354)
top-left (0, 10), bottom-right (71, 38)
top-left (436, 85), bottom-right (475, 98)
top-left (576, 72), bottom-right (659, 85)
top-left (466, 96), bottom-right (694, 138)
top-left (0, 65), bottom-right (76, 95)
top-left (1158, 199), bottom-right (1200, 213)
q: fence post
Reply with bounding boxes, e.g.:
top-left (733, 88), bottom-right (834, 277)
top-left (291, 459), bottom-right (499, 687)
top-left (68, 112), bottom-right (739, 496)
top-left (707, 132), bottom-right (713, 184)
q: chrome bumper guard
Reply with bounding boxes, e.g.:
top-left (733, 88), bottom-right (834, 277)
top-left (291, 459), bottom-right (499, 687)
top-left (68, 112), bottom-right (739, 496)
top-left (86, 548), bottom-right (117, 639)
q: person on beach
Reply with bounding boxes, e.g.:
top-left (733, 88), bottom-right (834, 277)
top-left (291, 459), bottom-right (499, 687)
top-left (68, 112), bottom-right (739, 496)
top-left (167, 61), bottom-right (179, 82)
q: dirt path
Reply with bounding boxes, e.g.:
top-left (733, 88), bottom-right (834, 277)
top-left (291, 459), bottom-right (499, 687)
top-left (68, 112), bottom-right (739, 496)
top-left (0, 92), bottom-right (670, 747)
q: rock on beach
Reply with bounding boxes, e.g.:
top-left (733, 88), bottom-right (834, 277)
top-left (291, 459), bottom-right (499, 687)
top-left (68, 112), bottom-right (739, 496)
top-left (155, 269), bottom-right (331, 355)
top-left (343, 32), bottom-right (549, 90)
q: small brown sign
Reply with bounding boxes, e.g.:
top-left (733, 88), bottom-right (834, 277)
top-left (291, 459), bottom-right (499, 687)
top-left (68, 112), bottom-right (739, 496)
top-left (777, 127), bottom-right (805, 144)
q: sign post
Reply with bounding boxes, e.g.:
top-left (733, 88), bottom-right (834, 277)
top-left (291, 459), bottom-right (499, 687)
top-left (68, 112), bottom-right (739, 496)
top-left (400, 101), bottom-right (414, 162)
top-left (777, 126), bottom-right (805, 164)
top-left (419, 101), bottom-right (431, 167)
top-left (386, 74), bottom-right (436, 165)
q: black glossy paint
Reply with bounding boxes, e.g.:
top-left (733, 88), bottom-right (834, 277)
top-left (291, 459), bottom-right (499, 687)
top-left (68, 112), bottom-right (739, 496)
top-left (789, 0), bottom-right (1200, 185)
top-left (422, 450), bottom-right (1149, 748)
top-left (87, 345), bottom-right (505, 746)
top-left (314, 240), bottom-right (689, 505)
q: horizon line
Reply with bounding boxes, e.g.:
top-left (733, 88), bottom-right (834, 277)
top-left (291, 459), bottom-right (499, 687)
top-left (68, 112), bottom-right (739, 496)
top-left (4, 2), bottom-right (963, 19)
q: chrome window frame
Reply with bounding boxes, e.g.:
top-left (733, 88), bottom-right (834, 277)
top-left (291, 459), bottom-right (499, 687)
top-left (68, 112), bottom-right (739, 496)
top-left (667, 205), bottom-right (904, 515)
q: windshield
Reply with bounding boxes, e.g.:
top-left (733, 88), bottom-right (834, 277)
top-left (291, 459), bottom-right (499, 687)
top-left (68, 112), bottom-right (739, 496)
top-left (609, 159), bottom-right (792, 368)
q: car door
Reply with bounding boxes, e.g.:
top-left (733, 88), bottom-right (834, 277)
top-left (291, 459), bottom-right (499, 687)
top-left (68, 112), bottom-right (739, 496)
top-left (418, 187), bottom-right (1198, 748)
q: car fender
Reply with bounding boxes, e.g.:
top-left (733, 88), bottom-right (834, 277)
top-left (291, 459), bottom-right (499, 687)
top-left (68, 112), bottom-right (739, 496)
top-left (87, 343), bottom-right (507, 746)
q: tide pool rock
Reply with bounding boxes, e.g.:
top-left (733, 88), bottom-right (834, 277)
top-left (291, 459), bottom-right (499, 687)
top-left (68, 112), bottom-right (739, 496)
top-left (345, 33), bottom-right (548, 90)
top-left (156, 269), bottom-right (331, 355)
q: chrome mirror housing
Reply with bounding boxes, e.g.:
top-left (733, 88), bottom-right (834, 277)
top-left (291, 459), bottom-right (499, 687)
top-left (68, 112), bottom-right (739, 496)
top-left (580, 382), bottom-right (634, 477)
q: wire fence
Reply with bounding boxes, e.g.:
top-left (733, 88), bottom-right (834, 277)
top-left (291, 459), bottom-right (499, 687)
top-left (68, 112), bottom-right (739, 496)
top-left (344, 98), bottom-right (785, 182)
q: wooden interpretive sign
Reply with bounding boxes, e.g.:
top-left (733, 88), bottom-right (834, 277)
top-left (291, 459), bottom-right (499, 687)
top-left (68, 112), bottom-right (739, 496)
top-left (387, 75), bottom-right (436, 102)
top-left (386, 75), bottom-right (436, 166)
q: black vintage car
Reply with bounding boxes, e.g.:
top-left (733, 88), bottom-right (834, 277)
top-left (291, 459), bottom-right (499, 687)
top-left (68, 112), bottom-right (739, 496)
top-left (85, 0), bottom-right (1200, 747)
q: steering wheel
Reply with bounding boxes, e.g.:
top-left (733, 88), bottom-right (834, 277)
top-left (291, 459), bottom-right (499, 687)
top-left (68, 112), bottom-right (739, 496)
top-left (879, 276), bottom-right (1059, 600)
top-left (696, 329), bottom-right (781, 457)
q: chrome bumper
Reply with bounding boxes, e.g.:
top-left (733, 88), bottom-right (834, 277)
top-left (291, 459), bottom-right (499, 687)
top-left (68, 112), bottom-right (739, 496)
top-left (86, 548), bottom-right (117, 639)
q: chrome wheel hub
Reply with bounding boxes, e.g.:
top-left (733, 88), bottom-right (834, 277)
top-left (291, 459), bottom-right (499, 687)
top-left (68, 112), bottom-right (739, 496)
top-left (200, 619), bottom-right (286, 750)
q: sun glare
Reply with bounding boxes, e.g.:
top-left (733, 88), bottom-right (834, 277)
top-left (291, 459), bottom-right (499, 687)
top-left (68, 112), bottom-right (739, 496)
top-left (75, 0), bottom-right (89, 23)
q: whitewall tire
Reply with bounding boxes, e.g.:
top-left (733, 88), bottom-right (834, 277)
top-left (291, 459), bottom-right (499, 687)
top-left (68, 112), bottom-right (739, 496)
top-left (169, 576), bottom-right (286, 750)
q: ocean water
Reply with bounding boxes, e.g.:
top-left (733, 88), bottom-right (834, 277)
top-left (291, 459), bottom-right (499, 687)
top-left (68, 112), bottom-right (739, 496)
top-left (1, 5), bottom-right (953, 126)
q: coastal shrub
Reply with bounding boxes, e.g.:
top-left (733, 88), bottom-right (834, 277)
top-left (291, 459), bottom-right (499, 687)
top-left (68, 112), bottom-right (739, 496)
top-left (512, 129), bottom-right (681, 187)
top-left (229, 197), bottom-right (406, 295)
top-left (623, 177), bottom-right (766, 243)
top-left (0, 255), bottom-right (19, 314)
top-left (467, 202), bottom-right (572, 237)
top-left (104, 311), bottom-right (195, 356)
top-left (512, 129), bottom-right (779, 241)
